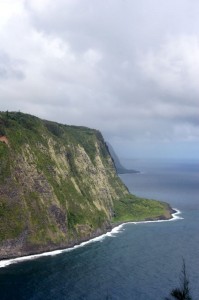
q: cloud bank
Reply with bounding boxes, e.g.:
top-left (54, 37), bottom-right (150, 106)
top-left (0, 0), bottom-right (199, 158)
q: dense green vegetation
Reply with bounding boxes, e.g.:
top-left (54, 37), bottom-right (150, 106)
top-left (113, 195), bottom-right (170, 223)
top-left (0, 111), bottom-right (173, 258)
top-left (0, 143), bottom-right (11, 183)
top-left (0, 196), bottom-right (26, 241)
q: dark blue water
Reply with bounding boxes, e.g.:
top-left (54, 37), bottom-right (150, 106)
top-left (0, 159), bottom-right (199, 300)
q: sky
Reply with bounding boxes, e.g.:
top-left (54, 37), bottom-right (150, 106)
top-left (0, 0), bottom-right (199, 159)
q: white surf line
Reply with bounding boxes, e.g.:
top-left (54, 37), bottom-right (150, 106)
top-left (104, 208), bottom-right (183, 237)
top-left (0, 233), bottom-right (112, 269)
top-left (0, 208), bottom-right (183, 269)
top-left (129, 208), bottom-right (183, 225)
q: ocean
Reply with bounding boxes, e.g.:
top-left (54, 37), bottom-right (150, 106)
top-left (0, 159), bottom-right (198, 300)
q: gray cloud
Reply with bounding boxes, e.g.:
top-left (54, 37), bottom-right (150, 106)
top-left (0, 0), bottom-right (199, 158)
top-left (0, 51), bottom-right (25, 80)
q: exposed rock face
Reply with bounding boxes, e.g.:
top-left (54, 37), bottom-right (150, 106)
top-left (0, 112), bottom-right (128, 259)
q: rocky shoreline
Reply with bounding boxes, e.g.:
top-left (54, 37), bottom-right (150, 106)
top-left (0, 207), bottom-right (178, 266)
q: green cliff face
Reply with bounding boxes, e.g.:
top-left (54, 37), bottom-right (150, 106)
top-left (0, 112), bottom-right (172, 259)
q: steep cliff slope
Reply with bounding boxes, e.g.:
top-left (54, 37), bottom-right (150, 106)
top-left (106, 142), bottom-right (139, 174)
top-left (0, 112), bottom-right (172, 259)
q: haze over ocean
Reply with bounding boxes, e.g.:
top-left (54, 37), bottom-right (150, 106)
top-left (0, 158), bottom-right (198, 300)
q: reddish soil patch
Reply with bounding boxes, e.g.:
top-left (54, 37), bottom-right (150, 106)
top-left (0, 136), bottom-right (9, 145)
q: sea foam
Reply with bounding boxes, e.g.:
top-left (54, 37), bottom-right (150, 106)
top-left (0, 209), bottom-right (182, 268)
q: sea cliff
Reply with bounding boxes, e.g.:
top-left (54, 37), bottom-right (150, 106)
top-left (0, 112), bottom-right (173, 259)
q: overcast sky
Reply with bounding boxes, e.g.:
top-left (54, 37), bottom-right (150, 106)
top-left (0, 0), bottom-right (199, 159)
